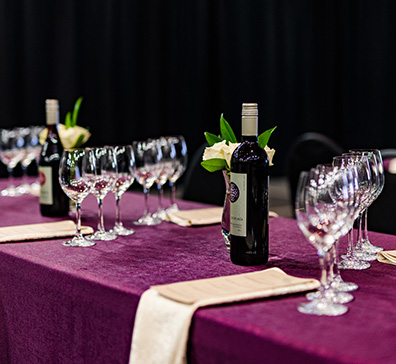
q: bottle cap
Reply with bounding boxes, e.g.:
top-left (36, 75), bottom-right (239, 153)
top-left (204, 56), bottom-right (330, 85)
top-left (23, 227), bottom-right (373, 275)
top-left (241, 103), bottom-right (258, 136)
top-left (241, 103), bottom-right (258, 116)
top-left (46, 99), bottom-right (59, 125)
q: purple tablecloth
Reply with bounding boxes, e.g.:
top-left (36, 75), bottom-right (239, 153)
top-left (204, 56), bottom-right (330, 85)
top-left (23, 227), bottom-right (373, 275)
top-left (0, 179), bottom-right (396, 364)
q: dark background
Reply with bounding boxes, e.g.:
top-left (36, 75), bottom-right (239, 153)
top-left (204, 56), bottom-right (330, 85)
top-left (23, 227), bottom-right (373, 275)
top-left (0, 0), bottom-right (395, 176)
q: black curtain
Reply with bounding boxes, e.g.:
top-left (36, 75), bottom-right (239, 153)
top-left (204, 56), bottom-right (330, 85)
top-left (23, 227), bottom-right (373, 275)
top-left (0, 0), bottom-right (395, 176)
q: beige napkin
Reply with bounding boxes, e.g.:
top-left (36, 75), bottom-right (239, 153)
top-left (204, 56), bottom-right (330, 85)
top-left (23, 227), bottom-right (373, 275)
top-left (377, 250), bottom-right (396, 265)
top-left (0, 220), bottom-right (94, 243)
top-left (129, 267), bottom-right (319, 364)
top-left (166, 207), bottom-right (279, 227)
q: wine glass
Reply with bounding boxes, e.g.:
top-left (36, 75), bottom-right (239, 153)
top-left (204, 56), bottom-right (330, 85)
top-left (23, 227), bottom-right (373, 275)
top-left (59, 149), bottom-right (95, 247)
top-left (349, 149), bottom-right (384, 255)
top-left (110, 145), bottom-right (136, 235)
top-left (308, 164), bottom-right (359, 301)
top-left (152, 137), bottom-right (176, 220)
top-left (86, 146), bottom-right (118, 241)
top-left (295, 168), bottom-right (350, 316)
top-left (16, 126), bottom-right (43, 195)
top-left (132, 140), bottom-right (163, 225)
top-left (0, 128), bottom-right (25, 197)
top-left (166, 135), bottom-right (188, 212)
top-left (334, 154), bottom-right (372, 269)
top-left (342, 152), bottom-right (376, 261)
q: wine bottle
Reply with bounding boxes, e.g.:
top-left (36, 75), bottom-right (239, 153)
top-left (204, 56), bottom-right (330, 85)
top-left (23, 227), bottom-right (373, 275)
top-left (39, 99), bottom-right (69, 217)
top-left (229, 103), bottom-right (269, 265)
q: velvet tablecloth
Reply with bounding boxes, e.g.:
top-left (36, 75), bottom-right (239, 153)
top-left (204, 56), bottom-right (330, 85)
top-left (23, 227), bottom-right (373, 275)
top-left (0, 180), bottom-right (396, 364)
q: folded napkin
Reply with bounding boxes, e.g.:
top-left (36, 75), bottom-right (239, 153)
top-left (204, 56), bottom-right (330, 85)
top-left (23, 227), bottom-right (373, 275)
top-left (0, 220), bottom-right (94, 243)
top-left (377, 250), bottom-right (396, 265)
top-left (129, 267), bottom-right (319, 364)
top-left (166, 207), bottom-right (279, 227)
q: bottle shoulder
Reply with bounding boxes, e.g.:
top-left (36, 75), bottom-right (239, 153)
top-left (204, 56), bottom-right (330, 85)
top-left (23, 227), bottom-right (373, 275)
top-left (231, 141), bottom-right (269, 165)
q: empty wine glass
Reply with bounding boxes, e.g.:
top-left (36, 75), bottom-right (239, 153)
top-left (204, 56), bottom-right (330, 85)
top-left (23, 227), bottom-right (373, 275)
top-left (0, 128), bottom-right (25, 197)
top-left (350, 149), bottom-right (384, 255)
top-left (110, 145), bottom-right (136, 235)
top-left (132, 140), bottom-right (163, 225)
top-left (86, 146), bottom-right (118, 241)
top-left (342, 152), bottom-right (376, 261)
top-left (309, 164), bottom-right (359, 301)
top-left (59, 149), bottom-right (95, 247)
top-left (334, 154), bottom-right (371, 269)
top-left (295, 168), bottom-right (350, 316)
top-left (152, 137), bottom-right (176, 220)
top-left (16, 126), bottom-right (43, 195)
top-left (166, 135), bottom-right (187, 212)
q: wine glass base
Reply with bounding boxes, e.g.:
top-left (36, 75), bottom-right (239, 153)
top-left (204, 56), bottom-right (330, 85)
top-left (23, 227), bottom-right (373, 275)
top-left (338, 257), bottom-right (370, 270)
top-left (152, 209), bottom-right (168, 221)
top-left (353, 249), bottom-right (377, 261)
top-left (87, 230), bottom-right (118, 241)
top-left (362, 240), bottom-right (383, 254)
top-left (166, 204), bottom-right (179, 213)
top-left (134, 214), bottom-right (162, 226)
top-left (331, 280), bottom-right (359, 292)
top-left (111, 224), bottom-right (135, 236)
top-left (306, 290), bottom-right (354, 304)
top-left (62, 236), bottom-right (96, 247)
top-left (298, 300), bottom-right (348, 316)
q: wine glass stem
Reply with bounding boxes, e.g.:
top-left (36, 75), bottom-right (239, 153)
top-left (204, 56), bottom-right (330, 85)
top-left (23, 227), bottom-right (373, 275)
top-left (143, 188), bottom-right (150, 217)
top-left (362, 208), bottom-right (369, 242)
top-left (115, 194), bottom-right (122, 226)
top-left (170, 183), bottom-right (176, 205)
top-left (332, 240), bottom-right (341, 278)
top-left (356, 213), bottom-right (363, 250)
top-left (346, 228), bottom-right (355, 259)
top-left (7, 166), bottom-right (16, 188)
top-left (97, 198), bottom-right (105, 232)
top-left (75, 202), bottom-right (83, 239)
top-left (318, 252), bottom-right (328, 298)
top-left (157, 184), bottom-right (164, 210)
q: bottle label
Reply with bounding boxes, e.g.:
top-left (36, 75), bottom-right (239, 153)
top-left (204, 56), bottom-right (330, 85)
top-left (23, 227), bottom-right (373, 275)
top-left (39, 166), bottom-right (53, 205)
top-left (230, 172), bottom-right (247, 237)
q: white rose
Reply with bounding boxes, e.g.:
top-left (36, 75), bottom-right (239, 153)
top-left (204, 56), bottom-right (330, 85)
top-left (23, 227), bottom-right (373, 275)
top-left (39, 124), bottom-right (91, 149)
top-left (265, 146), bottom-right (275, 166)
top-left (203, 140), bottom-right (240, 169)
top-left (223, 142), bottom-right (240, 168)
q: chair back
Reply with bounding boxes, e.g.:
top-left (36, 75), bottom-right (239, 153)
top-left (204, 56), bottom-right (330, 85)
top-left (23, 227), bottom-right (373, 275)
top-left (286, 132), bottom-right (344, 216)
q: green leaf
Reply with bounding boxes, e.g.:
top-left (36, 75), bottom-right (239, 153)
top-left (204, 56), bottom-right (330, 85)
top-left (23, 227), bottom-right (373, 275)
top-left (220, 114), bottom-right (237, 144)
top-left (72, 133), bottom-right (86, 148)
top-left (258, 126), bottom-right (277, 148)
top-left (204, 132), bottom-right (222, 147)
top-left (65, 112), bottom-right (72, 129)
top-left (71, 97), bottom-right (83, 127)
top-left (201, 158), bottom-right (228, 172)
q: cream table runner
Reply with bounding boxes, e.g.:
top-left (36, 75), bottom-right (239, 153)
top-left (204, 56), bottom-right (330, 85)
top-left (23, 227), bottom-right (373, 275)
top-left (129, 267), bottom-right (319, 364)
top-left (377, 250), bottom-right (396, 265)
top-left (166, 207), bottom-right (279, 227)
top-left (0, 220), bottom-right (94, 243)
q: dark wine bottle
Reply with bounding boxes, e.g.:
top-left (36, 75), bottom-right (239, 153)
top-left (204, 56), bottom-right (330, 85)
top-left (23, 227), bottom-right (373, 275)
top-left (39, 99), bottom-right (69, 217)
top-left (229, 103), bottom-right (269, 265)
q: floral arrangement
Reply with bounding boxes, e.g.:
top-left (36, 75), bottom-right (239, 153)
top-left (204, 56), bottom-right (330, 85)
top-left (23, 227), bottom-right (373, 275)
top-left (201, 114), bottom-right (276, 172)
top-left (39, 97), bottom-right (91, 149)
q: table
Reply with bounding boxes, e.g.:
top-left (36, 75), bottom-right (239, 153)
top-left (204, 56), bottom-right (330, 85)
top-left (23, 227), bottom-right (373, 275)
top-left (0, 179), bottom-right (396, 364)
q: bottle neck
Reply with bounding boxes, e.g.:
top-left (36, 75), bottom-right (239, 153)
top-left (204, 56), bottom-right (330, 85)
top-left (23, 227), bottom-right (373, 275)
top-left (241, 135), bottom-right (258, 143)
